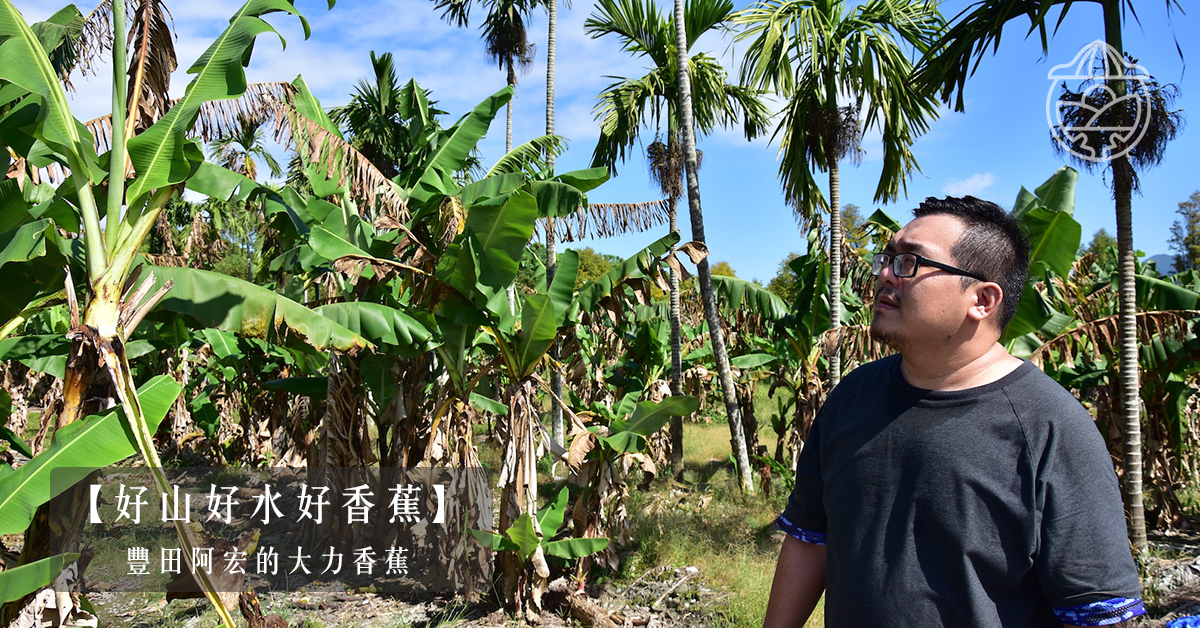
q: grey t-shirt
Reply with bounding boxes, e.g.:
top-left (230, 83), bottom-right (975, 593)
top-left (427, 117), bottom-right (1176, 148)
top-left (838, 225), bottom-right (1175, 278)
top-left (781, 355), bottom-right (1142, 627)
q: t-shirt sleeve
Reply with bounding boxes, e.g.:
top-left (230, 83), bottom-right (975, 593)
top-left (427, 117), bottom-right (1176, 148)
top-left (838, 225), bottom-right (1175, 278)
top-left (1032, 407), bottom-right (1144, 624)
top-left (778, 409), bottom-right (827, 545)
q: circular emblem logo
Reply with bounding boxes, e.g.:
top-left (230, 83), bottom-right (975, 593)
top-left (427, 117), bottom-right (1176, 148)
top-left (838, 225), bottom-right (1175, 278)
top-left (1046, 40), bottom-right (1153, 163)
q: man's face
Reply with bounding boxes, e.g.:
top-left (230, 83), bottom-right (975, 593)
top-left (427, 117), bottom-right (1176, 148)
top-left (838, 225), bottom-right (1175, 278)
top-left (869, 214), bottom-right (979, 353)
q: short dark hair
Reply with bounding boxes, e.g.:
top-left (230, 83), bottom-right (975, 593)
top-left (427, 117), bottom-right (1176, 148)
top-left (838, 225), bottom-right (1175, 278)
top-left (912, 196), bottom-right (1030, 331)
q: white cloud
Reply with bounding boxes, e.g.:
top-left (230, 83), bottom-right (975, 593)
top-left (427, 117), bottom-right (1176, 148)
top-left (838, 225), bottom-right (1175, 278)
top-left (941, 173), bottom-right (998, 197)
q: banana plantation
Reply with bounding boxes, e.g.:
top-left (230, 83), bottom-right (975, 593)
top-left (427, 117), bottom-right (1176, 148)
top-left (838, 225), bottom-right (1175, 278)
top-left (0, 0), bottom-right (1197, 626)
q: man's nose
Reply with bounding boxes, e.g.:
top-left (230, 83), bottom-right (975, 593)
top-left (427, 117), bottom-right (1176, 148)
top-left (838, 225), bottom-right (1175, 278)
top-left (876, 262), bottom-right (901, 287)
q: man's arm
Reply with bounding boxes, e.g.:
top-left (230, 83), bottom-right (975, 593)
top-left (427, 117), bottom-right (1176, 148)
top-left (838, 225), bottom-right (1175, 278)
top-left (762, 535), bottom-right (826, 628)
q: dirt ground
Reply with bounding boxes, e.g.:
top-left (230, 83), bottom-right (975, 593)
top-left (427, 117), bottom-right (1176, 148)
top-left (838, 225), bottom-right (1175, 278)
top-left (71, 529), bottom-right (1200, 628)
top-left (85, 563), bottom-right (723, 628)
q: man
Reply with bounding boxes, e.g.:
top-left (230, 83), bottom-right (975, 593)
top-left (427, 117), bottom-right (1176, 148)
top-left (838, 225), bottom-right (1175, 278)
top-left (764, 197), bottom-right (1143, 627)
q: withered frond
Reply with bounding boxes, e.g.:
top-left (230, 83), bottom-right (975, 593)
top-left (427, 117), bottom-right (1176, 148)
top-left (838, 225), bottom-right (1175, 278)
top-left (283, 108), bottom-right (409, 221)
top-left (1029, 310), bottom-right (1200, 369)
top-left (543, 199), bottom-right (671, 242)
top-left (125, 0), bottom-right (177, 136)
top-left (79, 82), bottom-right (408, 219)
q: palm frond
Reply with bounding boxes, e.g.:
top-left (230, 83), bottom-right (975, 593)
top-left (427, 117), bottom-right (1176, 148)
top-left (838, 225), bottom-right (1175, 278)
top-left (540, 199), bottom-right (672, 242)
top-left (78, 82), bottom-right (407, 218)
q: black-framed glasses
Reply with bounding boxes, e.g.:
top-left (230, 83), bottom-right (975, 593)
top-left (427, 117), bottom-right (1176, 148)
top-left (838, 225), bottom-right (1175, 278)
top-left (871, 252), bottom-right (988, 282)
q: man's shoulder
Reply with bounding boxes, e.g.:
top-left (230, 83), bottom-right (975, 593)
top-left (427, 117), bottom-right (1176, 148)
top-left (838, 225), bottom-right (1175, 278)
top-left (1001, 362), bottom-right (1104, 446)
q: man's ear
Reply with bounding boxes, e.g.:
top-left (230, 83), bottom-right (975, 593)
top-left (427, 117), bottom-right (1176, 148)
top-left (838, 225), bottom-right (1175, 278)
top-left (968, 283), bottom-right (1004, 324)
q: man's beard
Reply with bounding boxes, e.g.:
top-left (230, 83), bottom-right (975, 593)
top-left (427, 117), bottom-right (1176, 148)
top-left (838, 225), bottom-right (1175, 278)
top-left (869, 317), bottom-right (908, 353)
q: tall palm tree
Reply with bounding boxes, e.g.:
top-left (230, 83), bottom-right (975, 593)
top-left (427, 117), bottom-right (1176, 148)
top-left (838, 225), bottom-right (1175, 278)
top-left (435, 0), bottom-right (541, 153)
top-left (206, 113), bottom-right (283, 278)
top-left (914, 0), bottom-right (1185, 552)
top-left (543, 0), bottom-right (565, 447)
top-left (328, 51), bottom-right (409, 178)
top-left (589, 0), bottom-right (770, 490)
top-left (735, 0), bottom-right (945, 390)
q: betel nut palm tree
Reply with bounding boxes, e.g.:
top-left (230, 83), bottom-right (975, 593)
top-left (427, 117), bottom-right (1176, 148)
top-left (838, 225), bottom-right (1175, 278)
top-left (735, 0), bottom-right (945, 390)
top-left (914, 0), bottom-right (1185, 552)
top-left (588, 0), bottom-right (770, 488)
top-left (206, 113), bottom-right (284, 279)
top-left (434, 0), bottom-right (541, 154)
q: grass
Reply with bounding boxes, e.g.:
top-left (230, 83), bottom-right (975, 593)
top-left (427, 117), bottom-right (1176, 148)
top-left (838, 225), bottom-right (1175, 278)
top-left (616, 421), bottom-right (823, 628)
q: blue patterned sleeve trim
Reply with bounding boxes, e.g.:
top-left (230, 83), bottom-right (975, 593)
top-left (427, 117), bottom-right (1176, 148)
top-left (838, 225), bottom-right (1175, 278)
top-left (1052, 597), bottom-right (1145, 626)
top-left (776, 515), bottom-right (826, 545)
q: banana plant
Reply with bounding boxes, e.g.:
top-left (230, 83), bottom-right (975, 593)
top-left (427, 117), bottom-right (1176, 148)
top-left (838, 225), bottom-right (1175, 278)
top-left (564, 394), bottom-right (698, 572)
top-left (0, 1), bottom-right (379, 625)
top-left (469, 486), bottom-right (610, 612)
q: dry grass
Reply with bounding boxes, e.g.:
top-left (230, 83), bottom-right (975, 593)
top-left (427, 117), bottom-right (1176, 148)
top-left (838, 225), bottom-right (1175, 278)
top-left (618, 421), bottom-right (823, 628)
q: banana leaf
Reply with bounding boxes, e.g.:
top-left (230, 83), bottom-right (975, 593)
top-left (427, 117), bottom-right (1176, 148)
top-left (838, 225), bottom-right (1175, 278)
top-left (126, 0), bottom-right (313, 201)
top-left (576, 232), bottom-right (678, 312)
top-left (145, 264), bottom-right (371, 352)
top-left (315, 302), bottom-right (436, 355)
top-left (404, 87), bottom-right (513, 204)
top-left (466, 190), bottom-right (539, 290)
top-left (0, 375), bottom-right (180, 535)
top-left (711, 275), bottom-right (788, 321)
top-left (0, 552), bottom-right (80, 606)
top-left (0, 1), bottom-right (99, 179)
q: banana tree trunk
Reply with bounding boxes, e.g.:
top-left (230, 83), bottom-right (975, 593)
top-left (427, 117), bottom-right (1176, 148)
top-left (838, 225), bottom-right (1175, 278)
top-left (828, 152), bottom-right (842, 390)
top-left (1104, 0), bottom-right (1145, 552)
top-left (671, 0), bottom-right (753, 493)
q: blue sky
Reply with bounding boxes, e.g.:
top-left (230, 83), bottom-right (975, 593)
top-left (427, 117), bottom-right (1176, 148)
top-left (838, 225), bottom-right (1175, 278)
top-left (17, 0), bottom-right (1198, 283)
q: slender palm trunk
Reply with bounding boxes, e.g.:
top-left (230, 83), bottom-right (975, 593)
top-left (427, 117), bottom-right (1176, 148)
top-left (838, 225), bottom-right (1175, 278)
top-left (505, 58), bottom-right (517, 315)
top-left (672, 0), bottom-right (753, 493)
top-left (827, 152), bottom-right (842, 390)
top-left (1103, 0), bottom-right (1145, 551)
top-left (545, 0), bottom-right (564, 447)
top-left (506, 57), bottom-right (516, 154)
top-left (668, 192), bottom-right (684, 476)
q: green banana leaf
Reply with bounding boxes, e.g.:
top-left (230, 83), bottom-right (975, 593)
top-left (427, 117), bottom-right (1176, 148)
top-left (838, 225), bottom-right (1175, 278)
top-left (544, 537), bottom-right (609, 560)
top-left (31, 6), bottom-right (84, 83)
top-left (0, 220), bottom-right (68, 324)
top-left (1013, 166), bottom-right (1077, 218)
top-left (711, 275), bottom-right (788, 322)
top-left (1135, 274), bottom-right (1200, 310)
top-left (144, 264), bottom-right (371, 352)
top-left (466, 190), bottom-right (539, 290)
top-left (576, 232), bottom-right (679, 312)
top-left (513, 293), bottom-right (558, 378)
top-left (0, 552), bottom-right (80, 606)
top-left (0, 1), bottom-right (99, 178)
top-left (405, 87), bottom-right (513, 204)
top-left (0, 375), bottom-right (181, 535)
top-left (537, 487), bottom-right (569, 538)
top-left (603, 396), bottom-right (700, 454)
top-left (730, 353), bottom-right (777, 369)
top-left (314, 302), bottom-right (436, 354)
top-left (548, 249), bottom-right (579, 323)
top-left (1011, 167), bottom-right (1081, 279)
top-left (505, 512), bottom-right (540, 563)
top-left (468, 528), bottom-right (520, 552)
top-left (460, 172), bottom-right (525, 206)
top-left (126, 0), bottom-right (314, 201)
top-left (468, 391), bottom-right (509, 416)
